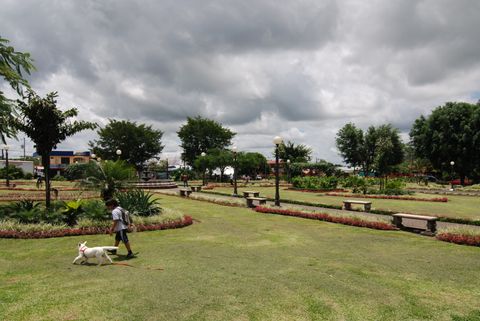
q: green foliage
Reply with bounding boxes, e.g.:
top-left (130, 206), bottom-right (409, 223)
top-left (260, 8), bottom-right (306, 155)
top-left (289, 161), bottom-right (339, 177)
top-left (236, 152), bottom-right (267, 177)
top-left (4, 200), bottom-right (43, 224)
top-left (177, 116), bottom-right (235, 165)
top-left (80, 160), bottom-right (136, 201)
top-left (0, 164), bottom-right (24, 179)
top-left (24, 172), bottom-right (33, 180)
top-left (116, 189), bottom-right (161, 216)
top-left (292, 176), bottom-right (339, 190)
top-left (12, 90), bottom-right (96, 207)
top-left (336, 123), bottom-right (404, 178)
top-left (341, 176), bottom-right (373, 194)
top-left (60, 199), bottom-right (83, 226)
top-left (336, 123), bottom-right (364, 170)
top-left (80, 199), bottom-right (109, 221)
top-left (277, 141), bottom-right (312, 163)
top-left (64, 162), bottom-right (90, 180)
top-left (52, 174), bottom-right (66, 181)
top-left (410, 102), bottom-right (480, 185)
top-left (89, 119), bottom-right (164, 171)
top-left (0, 36), bottom-right (36, 143)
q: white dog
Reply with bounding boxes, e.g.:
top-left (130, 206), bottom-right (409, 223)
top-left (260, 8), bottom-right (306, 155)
top-left (72, 241), bottom-right (119, 266)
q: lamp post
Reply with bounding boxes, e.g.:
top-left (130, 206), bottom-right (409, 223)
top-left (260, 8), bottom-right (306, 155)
top-left (232, 146), bottom-right (238, 196)
top-left (201, 152), bottom-right (206, 186)
top-left (2, 145), bottom-right (10, 187)
top-left (273, 136), bottom-right (283, 206)
top-left (166, 158), bottom-right (169, 180)
top-left (116, 149), bottom-right (122, 160)
top-left (450, 161), bottom-right (455, 190)
top-left (286, 159), bottom-right (291, 183)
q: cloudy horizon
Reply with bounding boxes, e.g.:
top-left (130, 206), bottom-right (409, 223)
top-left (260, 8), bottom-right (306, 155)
top-left (1, 0), bottom-right (480, 164)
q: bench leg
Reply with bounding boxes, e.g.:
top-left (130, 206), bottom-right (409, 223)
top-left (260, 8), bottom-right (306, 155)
top-left (343, 203), bottom-right (351, 210)
top-left (426, 220), bottom-right (437, 234)
top-left (393, 216), bottom-right (402, 229)
top-left (364, 204), bottom-right (371, 212)
top-left (246, 200), bottom-right (254, 208)
top-left (259, 200), bottom-right (266, 206)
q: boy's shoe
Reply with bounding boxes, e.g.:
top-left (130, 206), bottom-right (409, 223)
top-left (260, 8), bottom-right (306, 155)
top-left (107, 250), bottom-right (117, 255)
top-left (126, 252), bottom-right (136, 259)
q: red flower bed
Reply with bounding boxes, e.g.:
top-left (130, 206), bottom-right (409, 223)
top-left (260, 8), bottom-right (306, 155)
top-left (287, 188), bottom-right (346, 193)
top-left (0, 216), bottom-right (193, 239)
top-left (254, 206), bottom-right (396, 231)
top-left (436, 233), bottom-right (480, 247)
top-left (325, 193), bottom-right (448, 203)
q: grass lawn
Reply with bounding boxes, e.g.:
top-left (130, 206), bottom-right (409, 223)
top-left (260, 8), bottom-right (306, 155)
top-left (205, 186), bottom-right (480, 221)
top-left (1, 195), bottom-right (480, 320)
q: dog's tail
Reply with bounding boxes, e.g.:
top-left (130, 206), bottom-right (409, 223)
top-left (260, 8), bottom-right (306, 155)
top-left (100, 246), bottom-right (119, 251)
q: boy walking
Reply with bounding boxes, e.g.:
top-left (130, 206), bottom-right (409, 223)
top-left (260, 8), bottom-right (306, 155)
top-left (106, 199), bottom-right (135, 259)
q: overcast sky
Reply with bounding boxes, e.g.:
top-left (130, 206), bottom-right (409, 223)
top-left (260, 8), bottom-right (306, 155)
top-left (1, 0), bottom-right (480, 164)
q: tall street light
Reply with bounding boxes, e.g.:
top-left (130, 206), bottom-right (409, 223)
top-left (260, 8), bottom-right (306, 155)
top-left (2, 145), bottom-right (10, 187)
top-left (273, 136), bottom-right (283, 206)
top-left (286, 159), bottom-right (291, 183)
top-left (232, 146), bottom-right (238, 196)
top-left (116, 149), bottom-right (122, 160)
top-left (450, 161), bottom-right (455, 190)
top-left (201, 152), bottom-right (206, 186)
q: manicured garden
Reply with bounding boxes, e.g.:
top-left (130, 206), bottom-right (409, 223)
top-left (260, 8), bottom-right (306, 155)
top-left (1, 194), bottom-right (480, 320)
top-left (203, 186), bottom-right (480, 221)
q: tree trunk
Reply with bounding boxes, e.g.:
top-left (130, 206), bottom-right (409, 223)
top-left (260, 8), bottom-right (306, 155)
top-left (43, 153), bottom-right (51, 209)
top-left (460, 174), bottom-right (465, 186)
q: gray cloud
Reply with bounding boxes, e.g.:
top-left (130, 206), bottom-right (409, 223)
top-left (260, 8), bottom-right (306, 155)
top-left (1, 0), bottom-right (480, 163)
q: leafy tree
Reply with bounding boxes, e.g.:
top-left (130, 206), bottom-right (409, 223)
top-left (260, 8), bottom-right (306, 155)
top-left (205, 148), bottom-right (233, 181)
top-left (237, 152), bottom-right (267, 177)
top-left (80, 160), bottom-right (136, 201)
top-left (177, 116), bottom-right (235, 165)
top-left (64, 162), bottom-right (91, 180)
top-left (277, 141), bottom-right (312, 163)
top-left (0, 36), bottom-right (35, 143)
top-left (13, 91), bottom-right (96, 207)
top-left (289, 161), bottom-right (339, 177)
top-left (336, 123), bottom-right (404, 183)
top-left (89, 119), bottom-right (164, 172)
top-left (0, 164), bottom-right (24, 179)
top-left (336, 123), bottom-right (364, 173)
top-left (410, 102), bottom-right (480, 185)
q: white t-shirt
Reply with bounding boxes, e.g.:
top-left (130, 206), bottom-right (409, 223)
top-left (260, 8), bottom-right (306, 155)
top-left (112, 207), bottom-right (128, 232)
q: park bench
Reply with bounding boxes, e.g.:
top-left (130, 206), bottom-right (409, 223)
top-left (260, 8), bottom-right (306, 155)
top-left (246, 197), bottom-right (267, 208)
top-left (190, 186), bottom-right (202, 192)
top-left (179, 189), bottom-right (192, 197)
top-left (243, 190), bottom-right (260, 198)
top-left (392, 213), bottom-right (438, 235)
top-left (343, 200), bottom-right (372, 212)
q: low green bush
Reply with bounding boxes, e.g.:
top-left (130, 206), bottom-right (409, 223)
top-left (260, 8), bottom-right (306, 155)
top-left (116, 189), bottom-right (161, 216)
top-left (291, 176), bottom-right (339, 190)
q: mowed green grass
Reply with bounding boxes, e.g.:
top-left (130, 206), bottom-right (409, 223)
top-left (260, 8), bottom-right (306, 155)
top-left (1, 195), bottom-right (480, 320)
top-left (207, 186), bottom-right (480, 220)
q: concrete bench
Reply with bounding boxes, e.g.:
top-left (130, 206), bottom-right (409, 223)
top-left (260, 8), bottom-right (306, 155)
top-left (343, 200), bottom-right (372, 212)
top-left (179, 189), bottom-right (192, 197)
top-left (243, 190), bottom-right (260, 198)
top-left (190, 186), bottom-right (202, 192)
top-left (392, 213), bottom-right (438, 235)
top-left (246, 197), bottom-right (267, 208)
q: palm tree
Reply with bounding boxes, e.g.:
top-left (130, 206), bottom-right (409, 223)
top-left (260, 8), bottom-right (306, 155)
top-left (80, 160), bottom-right (136, 201)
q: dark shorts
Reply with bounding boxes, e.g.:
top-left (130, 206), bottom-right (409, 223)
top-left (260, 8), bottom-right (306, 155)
top-left (115, 229), bottom-right (129, 243)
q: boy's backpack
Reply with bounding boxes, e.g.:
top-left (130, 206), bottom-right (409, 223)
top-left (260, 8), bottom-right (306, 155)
top-left (119, 207), bottom-right (132, 225)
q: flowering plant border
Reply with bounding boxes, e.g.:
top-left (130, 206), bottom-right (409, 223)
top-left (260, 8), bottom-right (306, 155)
top-left (254, 206), bottom-right (396, 231)
top-left (0, 216), bottom-right (193, 239)
top-left (325, 193), bottom-right (448, 203)
top-left (436, 233), bottom-right (480, 247)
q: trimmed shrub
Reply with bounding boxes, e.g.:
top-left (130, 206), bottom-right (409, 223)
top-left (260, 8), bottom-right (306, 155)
top-left (116, 189), bottom-right (161, 216)
top-left (292, 176), bottom-right (339, 190)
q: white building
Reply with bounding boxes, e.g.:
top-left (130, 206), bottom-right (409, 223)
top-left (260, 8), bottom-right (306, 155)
top-left (0, 160), bottom-right (34, 174)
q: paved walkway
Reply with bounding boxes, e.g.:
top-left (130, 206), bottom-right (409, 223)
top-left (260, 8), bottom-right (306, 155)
top-left (154, 188), bottom-right (479, 232)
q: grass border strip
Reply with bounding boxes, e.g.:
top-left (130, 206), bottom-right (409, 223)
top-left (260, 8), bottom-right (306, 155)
top-left (254, 206), bottom-right (397, 231)
top-left (0, 216), bottom-right (193, 239)
top-left (325, 192), bottom-right (448, 203)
